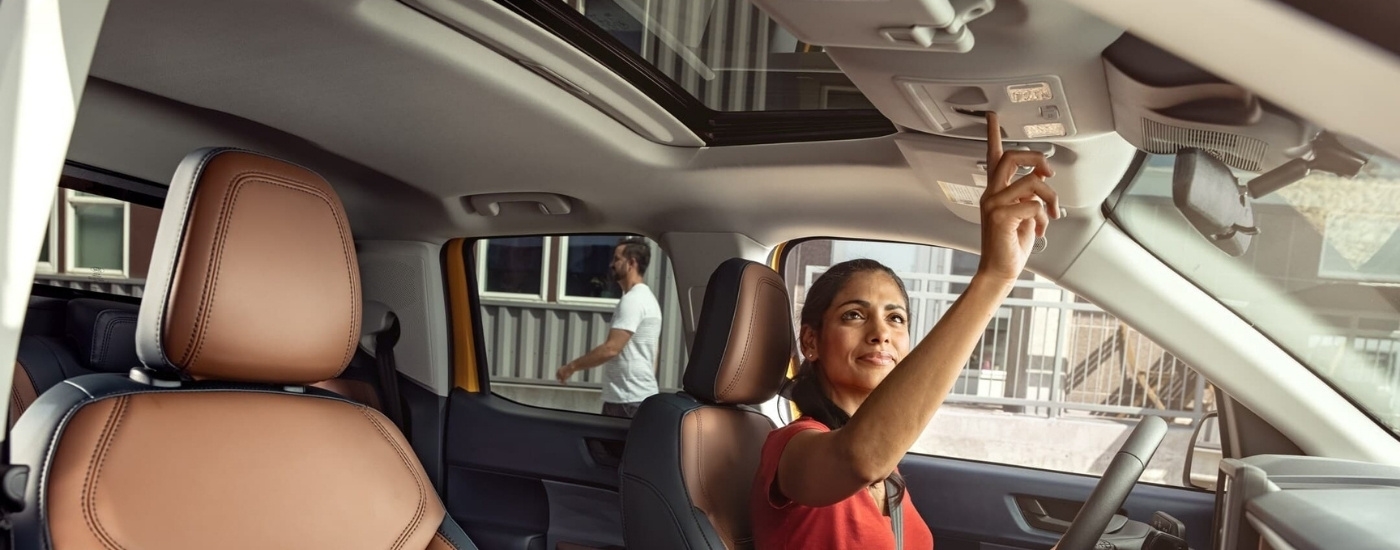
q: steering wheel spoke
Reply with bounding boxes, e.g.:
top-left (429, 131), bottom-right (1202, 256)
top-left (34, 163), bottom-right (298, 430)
top-left (1057, 416), bottom-right (1170, 550)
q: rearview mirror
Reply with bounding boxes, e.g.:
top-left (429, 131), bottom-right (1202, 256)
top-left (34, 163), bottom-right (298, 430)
top-left (1172, 149), bottom-right (1256, 257)
top-left (1182, 412), bottom-right (1222, 490)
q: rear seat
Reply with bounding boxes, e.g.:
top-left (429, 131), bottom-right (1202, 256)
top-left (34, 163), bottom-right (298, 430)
top-left (11, 295), bottom-right (391, 428)
top-left (11, 298), bottom-right (140, 427)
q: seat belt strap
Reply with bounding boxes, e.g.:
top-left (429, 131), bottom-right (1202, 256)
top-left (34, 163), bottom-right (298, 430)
top-left (888, 478), bottom-right (904, 550)
top-left (374, 313), bottom-right (405, 430)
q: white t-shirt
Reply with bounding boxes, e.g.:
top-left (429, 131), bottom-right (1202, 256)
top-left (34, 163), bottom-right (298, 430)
top-left (603, 283), bottom-right (662, 404)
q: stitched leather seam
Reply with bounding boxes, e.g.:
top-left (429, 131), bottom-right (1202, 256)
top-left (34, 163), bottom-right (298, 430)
top-left (81, 396), bottom-right (130, 550)
top-left (359, 407), bottom-right (427, 550)
top-left (694, 412), bottom-right (714, 514)
top-left (719, 276), bottom-right (781, 402)
top-left (10, 366), bottom-right (27, 412)
top-left (158, 149), bottom-right (225, 368)
top-left (433, 533), bottom-right (459, 550)
top-left (186, 170), bottom-right (357, 376)
top-left (96, 317), bottom-right (136, 370)
top-left (620, 472), bottom-right (702, 550)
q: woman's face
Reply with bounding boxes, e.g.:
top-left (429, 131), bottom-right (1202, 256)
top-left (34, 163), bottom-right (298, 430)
top-left (801, 271), bottom-right (911, 399)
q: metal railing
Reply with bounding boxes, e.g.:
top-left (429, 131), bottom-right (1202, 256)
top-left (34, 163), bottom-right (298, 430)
top-left (804, 266), bottom-right (1213, 420)
top-left (35, 274), bottom-right (145, 297)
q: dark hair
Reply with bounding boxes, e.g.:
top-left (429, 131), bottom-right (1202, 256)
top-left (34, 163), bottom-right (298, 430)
top-left (789, 259), bottom-right (910, 509)
top-left (616, 236), bottom-right (651, 276)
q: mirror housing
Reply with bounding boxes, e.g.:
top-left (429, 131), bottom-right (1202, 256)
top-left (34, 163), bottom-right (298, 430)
top-left (1172, 149), bottom-right (1256, 257)
top-left (1182, 412), bottom-right (1222, 490)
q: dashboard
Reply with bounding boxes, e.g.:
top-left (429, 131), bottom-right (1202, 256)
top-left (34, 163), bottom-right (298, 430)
top-left (1213, 455), bottom-right (1400, 549)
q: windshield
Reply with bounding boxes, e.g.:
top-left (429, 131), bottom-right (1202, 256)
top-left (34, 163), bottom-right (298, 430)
top-left (1112, 151), bottom-right (1400, 436)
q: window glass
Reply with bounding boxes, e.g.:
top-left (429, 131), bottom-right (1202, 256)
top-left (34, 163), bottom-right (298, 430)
top-left (782, 239), bottom-right (1218, 487)
top-left (559, 0), bottom-right (876, 111)
top-left (70, 200), bottom-right (125, 273)
top-left (561, 235), bottom-right (624, 300)
top-left (475, 235), bottom-right (686, 414)
top-left (31, 184), bottom-right (158, 298)
top-left (480, 237), bottom-right (548, 298)
top-left (1111, 151), bottom-right (1400, 437)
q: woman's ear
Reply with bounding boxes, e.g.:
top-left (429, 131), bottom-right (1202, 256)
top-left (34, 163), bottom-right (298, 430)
top-left (799, 325), bottom-right (818, 360)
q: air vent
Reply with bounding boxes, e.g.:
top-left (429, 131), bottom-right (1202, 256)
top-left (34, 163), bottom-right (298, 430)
top-left (1141, 118), bottom-right (1267, 172)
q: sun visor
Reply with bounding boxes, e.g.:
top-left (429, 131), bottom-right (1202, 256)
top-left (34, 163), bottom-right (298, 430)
top-left (751, 0), bottom-right (994, 53)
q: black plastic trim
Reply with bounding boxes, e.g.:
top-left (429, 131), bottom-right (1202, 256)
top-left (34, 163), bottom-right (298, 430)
top-left (485, 0), bottom-right (895, 146)
top-left (1102, 150), bottom-right (1149, 219)
top-left (62, 161), bottom-right (166, 209)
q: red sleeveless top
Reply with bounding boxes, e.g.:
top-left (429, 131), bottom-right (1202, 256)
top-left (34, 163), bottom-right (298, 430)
top-left (750, 417), bottom-right (935, 549)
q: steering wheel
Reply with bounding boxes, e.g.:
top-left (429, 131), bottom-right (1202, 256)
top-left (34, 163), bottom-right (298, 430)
top-left (1056, 415), bottom-right (1169, 550)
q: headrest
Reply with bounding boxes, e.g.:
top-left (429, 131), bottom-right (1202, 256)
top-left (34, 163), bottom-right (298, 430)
top-left (682, 259), bottom-right (793, 405)
top-left (65, 299), bottom-right (140, 373)
top-left (136, 149), bottom-right (361, 384)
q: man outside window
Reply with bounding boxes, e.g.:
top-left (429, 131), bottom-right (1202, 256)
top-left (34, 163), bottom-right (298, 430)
top-left (556, 237), bottom-right (661, 417)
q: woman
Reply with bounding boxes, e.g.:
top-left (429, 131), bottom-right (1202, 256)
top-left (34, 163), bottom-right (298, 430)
top-left (751, 113), bottom-right (1059, 549)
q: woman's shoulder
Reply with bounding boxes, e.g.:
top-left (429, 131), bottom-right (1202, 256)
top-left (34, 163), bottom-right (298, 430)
top-left (764, 416), bottom-right (830, 448)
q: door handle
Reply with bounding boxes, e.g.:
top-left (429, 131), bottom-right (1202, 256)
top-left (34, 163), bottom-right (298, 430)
top-left (1014, 495), bottom-right (1128, 534)
top-left (585, 437), bottom-right (626, 468)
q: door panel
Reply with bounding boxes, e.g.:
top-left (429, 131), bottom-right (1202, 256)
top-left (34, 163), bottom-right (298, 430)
top-left (445, 390), bottom-right (629, 550)
top-left (902, 454), bottom-right (1215, 550)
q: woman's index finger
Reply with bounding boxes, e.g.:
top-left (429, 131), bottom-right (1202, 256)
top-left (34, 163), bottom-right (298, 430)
top-left (986, 111), bottom-right (1003, 171)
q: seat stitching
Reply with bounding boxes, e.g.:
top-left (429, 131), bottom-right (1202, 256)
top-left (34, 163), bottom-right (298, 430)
top-left (97, 317), bottom-right (135, 369)
top-left (433, 532), bottom-right (459, 550)
top-left (621, 472), bottom-right (702, 550)
top-left (187, 171), bottom-right (358, 376)
top-left (719, 277), bottom-right (781, 401)
top-left (358, 407), bottom-right (427, 550)
top-left (10, 363), bottom-right (28, 412)
top-left (155, 148), bottom-right (223, 369)
top-left (179, 168), bottom-right (243, 368)
top-left (81, 396), bottom-right (130, 550)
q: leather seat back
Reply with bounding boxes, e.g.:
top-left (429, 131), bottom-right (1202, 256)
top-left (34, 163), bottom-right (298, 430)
top-left (9, 149), bottom-right (475, 550)
top-left (619, 258), bottom-right (793, 550)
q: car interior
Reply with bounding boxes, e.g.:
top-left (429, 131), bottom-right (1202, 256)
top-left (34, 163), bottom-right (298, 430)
top-left (2, 0), bottom-right (1399, 549)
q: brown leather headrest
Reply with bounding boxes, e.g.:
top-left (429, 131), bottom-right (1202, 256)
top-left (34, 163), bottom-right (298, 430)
top-left (136, 149), bottom-right (360, 384)
top-left (682, 259), bottom-right (793, 405)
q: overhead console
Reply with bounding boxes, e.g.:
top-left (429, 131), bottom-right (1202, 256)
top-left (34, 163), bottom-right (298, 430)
top-left (750, 0), bottom-right (1124, 142)
top-left (1102, 34), bottom-right (1319, 173)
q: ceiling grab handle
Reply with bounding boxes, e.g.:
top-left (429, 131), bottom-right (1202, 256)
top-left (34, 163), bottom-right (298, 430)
top-left (466, 192), bottom-right (573, 217)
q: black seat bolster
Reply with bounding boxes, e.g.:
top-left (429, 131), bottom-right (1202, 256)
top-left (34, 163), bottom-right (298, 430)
top-left (21, 296), bottom-right (67, 338)
top-left (434, 513), bottom-right (481, 550)
top-left (619, 393), bottom-right (723, 550)
top-left (14, 337), bottom-right (90, 396)
top-left (65, 298), bottom-right (142, 373)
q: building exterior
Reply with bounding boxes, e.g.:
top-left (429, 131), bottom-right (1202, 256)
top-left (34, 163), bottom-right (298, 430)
top-left (32, 178), bottom-right (160, 297)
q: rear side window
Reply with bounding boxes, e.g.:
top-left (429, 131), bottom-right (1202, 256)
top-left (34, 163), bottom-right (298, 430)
top-left (781, 239), bottom-right (1219, 487)
top-left (34, 176), bottom-right (161, 298)
top-left (471, 235), bottom-right (686, 415)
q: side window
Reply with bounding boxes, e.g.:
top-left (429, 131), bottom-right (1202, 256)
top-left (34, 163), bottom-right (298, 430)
top-left (33, 179), bottom-right (160, 298)
top-left (473, 235), bottom-right (685, 415)
top-left (782, 239), bottom-right (1219, 487)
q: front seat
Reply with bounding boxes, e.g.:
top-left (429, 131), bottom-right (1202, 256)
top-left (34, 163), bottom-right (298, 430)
top-left (8, 148), bottom-right (476, 549)
top-left (619, 258), bottom-right (793, 550)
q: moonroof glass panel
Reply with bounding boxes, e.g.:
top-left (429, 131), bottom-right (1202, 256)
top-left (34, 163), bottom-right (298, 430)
top-left (561, 0), bottom-right (876, 111)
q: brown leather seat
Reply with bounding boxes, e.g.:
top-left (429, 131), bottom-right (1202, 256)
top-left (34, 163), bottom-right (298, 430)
top-left (619, 258), bottom-right (794, 550)
top-left (8, 148), bottom-right (476, 549)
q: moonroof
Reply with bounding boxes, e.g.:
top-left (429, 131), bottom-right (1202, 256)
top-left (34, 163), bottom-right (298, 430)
top-left (559, 0), bottom-right (876, 112)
